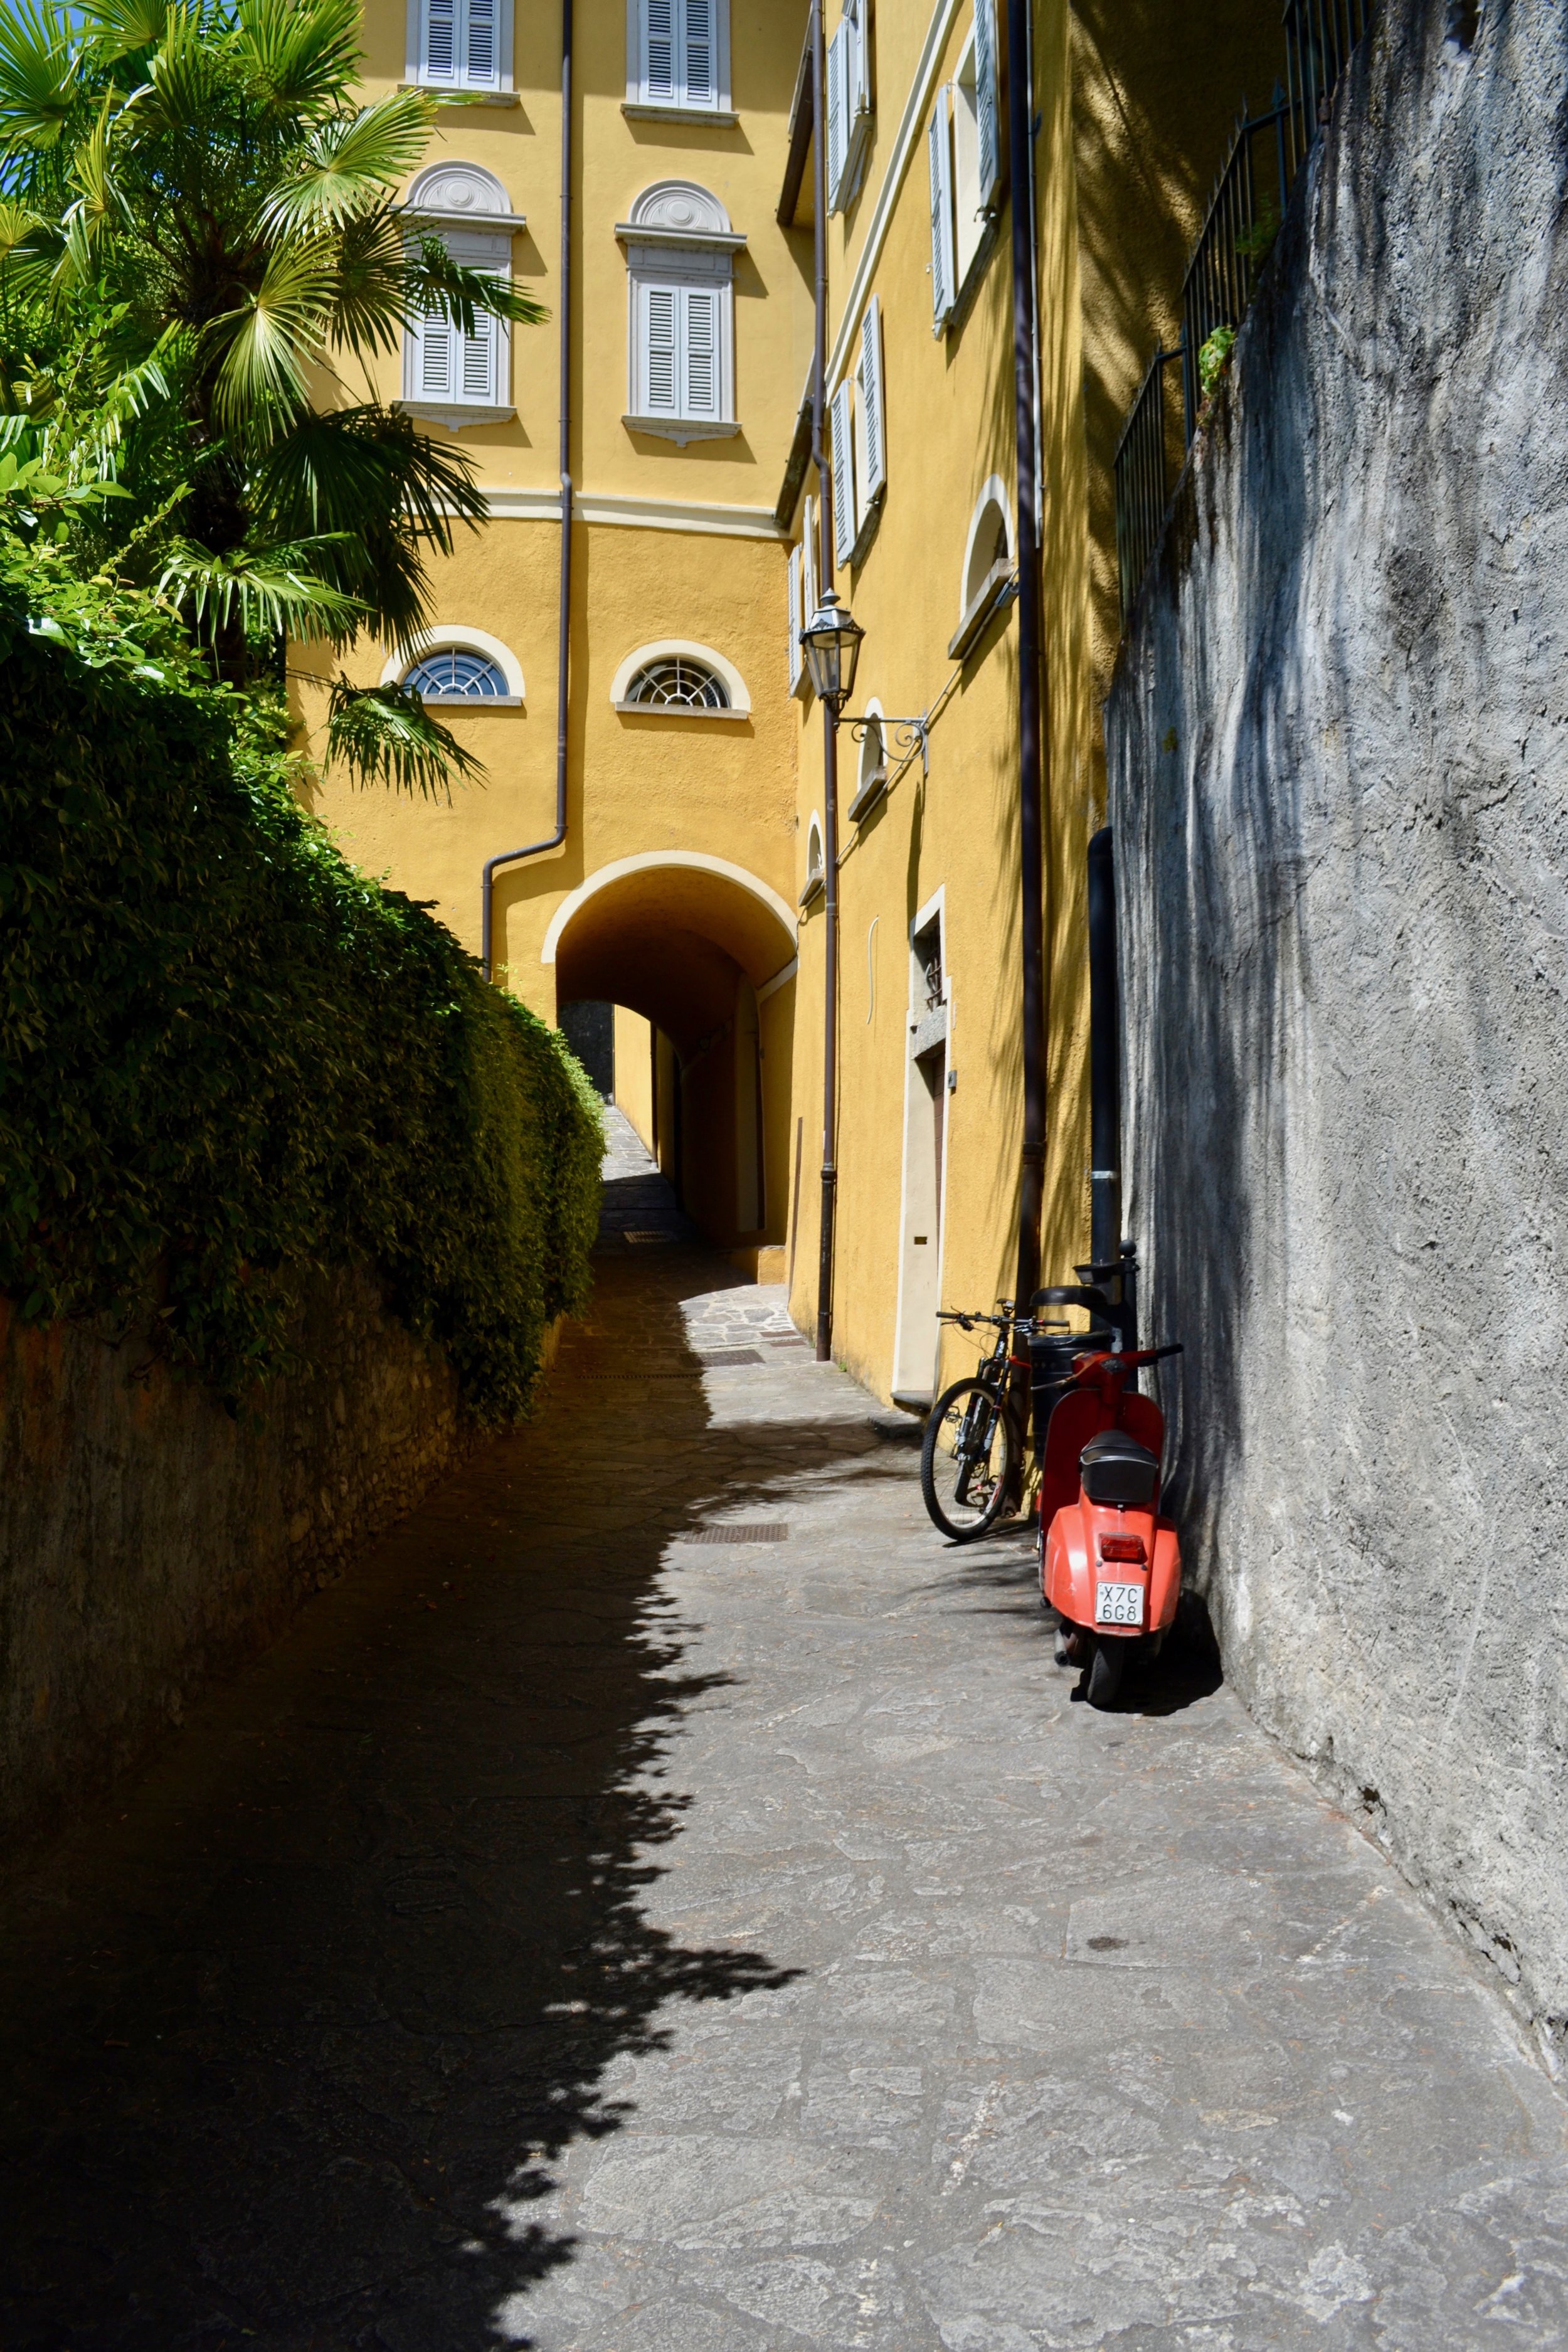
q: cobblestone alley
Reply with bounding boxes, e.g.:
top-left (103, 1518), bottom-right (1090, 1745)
top-left (4, 1113), bottom-right (1568, 2351)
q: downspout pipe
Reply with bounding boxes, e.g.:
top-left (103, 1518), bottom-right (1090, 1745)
top-left (1006, 0), bottom-right (1049, 1316)
top-left (481, 0), bottom-right (573, 980)
top-left (811, 0), bottom-right (842, 1364)
top-left (1086, 825), bottom-right (1121, 1271)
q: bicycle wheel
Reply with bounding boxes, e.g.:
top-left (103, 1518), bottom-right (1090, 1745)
top-left (920, 1377), bottom-right (1019, 1541)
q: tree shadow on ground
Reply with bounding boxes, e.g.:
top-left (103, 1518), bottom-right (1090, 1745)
top-left (0, 1224), bottom-right (876, 2352)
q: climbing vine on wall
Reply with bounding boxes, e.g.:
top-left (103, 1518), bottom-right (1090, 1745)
top-left (0, 559), bottom-right (601, 1422)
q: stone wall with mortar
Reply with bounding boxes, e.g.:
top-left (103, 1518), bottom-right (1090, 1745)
top-left (1, 1272), bottom-right (466, 1847)
top-left (1106, 0), bottom-right (1568, 2055)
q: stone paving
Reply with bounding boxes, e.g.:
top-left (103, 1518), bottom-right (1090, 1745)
top-left (4, 1110), bottom-right (1568, 2349)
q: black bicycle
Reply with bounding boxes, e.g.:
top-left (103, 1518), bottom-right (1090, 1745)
top-left (918, 1303), bottom-right (1034, 1541)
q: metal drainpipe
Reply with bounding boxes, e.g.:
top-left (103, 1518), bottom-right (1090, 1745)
top-left (481, 0), bottom-right (573, 980)
top-left (1007, 0), bottom-right (1050, 1315)
top-left (811, 0), bottom-right (842, 1364)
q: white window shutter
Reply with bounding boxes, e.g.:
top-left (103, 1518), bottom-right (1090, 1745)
top-left (644, 285), bottom-right (678, 410)
top-left (973, 0), bottom-right (1001, 206)
top-left (928, 89), bottom-right (956, 328)
top-left (460, 306), bottom-right (495, 401)
top-left (464, 0), bottom-right (499, 87)
top-left (423, 0), bottom-right (456, 78)
top-left (682, 287), bottom-right (719, 416)
top-left (418, 309), bottom-right (454, 397)
top-left (802, 494), bottom-right (818, 633)
top-left (825, 24), bottom-right (848, 210)
top-left (644, 0), bottom-right (675, 101)
top-left (682, 0), bottom-right (715, 105)
top-left (787, 544), bottom-right (803, 691)
top-left (829, 378), bottom-right (856, 569)
top-left (854, 296), bottom-right (886, 528)
top-left (848, 0), bottom-right (870, 125)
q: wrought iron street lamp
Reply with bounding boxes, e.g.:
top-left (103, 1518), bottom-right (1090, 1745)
top-left (800, 590), bottom-right (864, 713)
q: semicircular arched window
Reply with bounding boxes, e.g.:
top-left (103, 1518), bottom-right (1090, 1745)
top-left (403, 648), bottom-right (510, 701)
top-left (624, 654), bottom-right (730, 711)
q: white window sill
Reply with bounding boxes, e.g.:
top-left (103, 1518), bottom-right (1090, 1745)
top-left (613, 699), bottom-right (748, 721)
top-left (409, 693), bottom-right (523, 709)
top-left (948, 562), bottom-right (1017, 661)
top-left (623, 102), bottom-right (739, 126)
top-left (847, 773), bottom-right (887, 824)
top-left (399, 82), bottom-right (520, 106)
top-left (396, 401), bottom-right (516, 430)
top-left (799, 872), bottom-right (825, 909)
top-left (624, 414), bottom-right (741, 447)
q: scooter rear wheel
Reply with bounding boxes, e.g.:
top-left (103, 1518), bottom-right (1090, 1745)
top-left (1086, 1637), bottom-right (1126, 1710)
top-left (920, 1377), bottom-right (1019, 1541)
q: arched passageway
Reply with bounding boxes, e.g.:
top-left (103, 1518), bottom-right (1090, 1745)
top-left (546, 855), bottom-right (797, 1254)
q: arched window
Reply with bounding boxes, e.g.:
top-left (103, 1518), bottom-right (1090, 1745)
top-left (624, 655), bottom-right (728, 710)
top-left (849, 698), bottom-right (886, 822)
top-left (802, 812), bottom-right (825, 906)
top-left (400, 164), bottom-right (522, 426)
top-left (405, 649), bottom-right (508, 701)
top-left (618, 183), bottom-right (741, 445)
top-left (950, 475), bottom-right (1015, 659)
top-left (610, 638), bottom-right (750, 716)
top-left (385, 625), bottom-right (524, 705)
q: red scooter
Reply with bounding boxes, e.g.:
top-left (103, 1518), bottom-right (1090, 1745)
top-left (1036, 1339), bottom-right (1184, 1710)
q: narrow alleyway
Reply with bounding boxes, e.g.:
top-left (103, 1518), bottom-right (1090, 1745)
top-left (4, 1115), bottom-right (1568, 2351)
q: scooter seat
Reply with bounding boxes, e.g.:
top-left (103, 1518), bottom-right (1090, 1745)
top-left (1080, 1428), bottom-right (1160, 1508)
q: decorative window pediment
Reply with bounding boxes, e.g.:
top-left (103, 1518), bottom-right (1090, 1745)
top-left (400, 164), bottom-right (517, 429)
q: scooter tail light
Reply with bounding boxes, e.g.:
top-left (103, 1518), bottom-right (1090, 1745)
top-left (1099, 1534), bottom-right (1147, 1564)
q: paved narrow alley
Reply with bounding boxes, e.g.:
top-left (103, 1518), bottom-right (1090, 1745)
top-left (4, 1114), bottom-right (1568, 2351)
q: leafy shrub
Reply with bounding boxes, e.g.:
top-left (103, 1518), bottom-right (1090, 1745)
top-left (0, 565), bottom-right (600, 1422)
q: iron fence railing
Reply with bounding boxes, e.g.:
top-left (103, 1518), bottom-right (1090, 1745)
top-left (1113, 0), bottom-right (1375, 620)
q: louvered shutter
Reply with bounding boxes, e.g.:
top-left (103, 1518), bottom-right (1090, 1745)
top-left (787, 544), bottom-right (803, 691)
top-left (928, 90), bottom-right (956, 328)
top-left (644, 0), bottom-right (675, 101)
top-left (848, 1), bottom-right (871, 127)
top-left (829, 378), bottom-right (856, 568)
top-left (854, 295), bottom-right (886, 528)
top-left (973, 0), bottom-right (1000, 205)
top-left (423, 0), bottom-right (456, 78)
top-left (644, 285), bottom-right (678, 411)
top-left (825, 23), bottom-right (848, 210)
top-left (682, 0), bottom-right (715, 105)
top-left (464, 0), bottom-right (499, 87)
top-left (461, 305), bottom-right (495, 402)
top-left (682, 287), bottom-right (719, 416)
top-left (418, 307), bottom-right (455, 397)
top-left (802, 494), bottom-right (818, 635)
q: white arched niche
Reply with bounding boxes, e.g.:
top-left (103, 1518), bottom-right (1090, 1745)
top-left (950, 474), bottom-right (1017, 660)
top-left (800, 810), bottom-right (825, 906)
top-left (848, 696), bottom-right (887, 824)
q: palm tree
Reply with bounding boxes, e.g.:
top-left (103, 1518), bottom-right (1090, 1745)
top-left (0, 0), bottom-right (543, 790)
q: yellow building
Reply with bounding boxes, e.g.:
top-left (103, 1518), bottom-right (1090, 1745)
top-left (303, 0), bottom-right (1283, 1392)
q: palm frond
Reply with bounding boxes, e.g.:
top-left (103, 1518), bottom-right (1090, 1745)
top-left (253, 401), bottom-right (486, 551)
top-left (403, 236), bottom-right (547, 336)
top-left (324, 675), bottom-right (484, 800)
top-left (235, 0), bottom-right (362, 115)
top-left (0, 0), bottom-right (78, 153)
top-left (78, 0), bottom-right (172, 63)
top-left (159, 532), bottom-right (366, 639)
top-left (208, 237), bottom-right (337, 428)
top-left (322, 203), bottom-right (412, 359)
top-left (137, 2), bottom-right (228, 138)
top-left (262, 88), bottom-right (438, 235)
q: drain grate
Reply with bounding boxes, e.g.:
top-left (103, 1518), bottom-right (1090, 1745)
top-left (623, 1230), bottom-right (674, 1245)
top-left (696, 1347), bottom-right (765, 1368)
top-left (675, 1523), bottom-right (790, 1545)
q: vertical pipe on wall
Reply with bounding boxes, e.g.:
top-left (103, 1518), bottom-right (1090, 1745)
top-left (1086, 825), bottom-right (1121, 1270)
top-left (480, 0), bottom-right (573, 980)
top-left (1006, 0), bottom-right (1049, 1317)
top-left (811, 0), bottom-right (842, 1363)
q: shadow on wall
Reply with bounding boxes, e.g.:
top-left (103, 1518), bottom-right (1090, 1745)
top-left (0, 1192), bottom-right (886, 2343)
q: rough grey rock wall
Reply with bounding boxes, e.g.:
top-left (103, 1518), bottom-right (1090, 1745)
top-left (1106, 0), bottom-right (1568, 2055)
top-left (0, 1272), bottom-right (465, 1846)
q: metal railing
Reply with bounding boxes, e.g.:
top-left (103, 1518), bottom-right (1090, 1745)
top-left (1113, 0), bottom-right (1375, 620)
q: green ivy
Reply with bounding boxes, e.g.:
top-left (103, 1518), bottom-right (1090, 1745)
top-left (0, 563), bottom-right (601, 1422)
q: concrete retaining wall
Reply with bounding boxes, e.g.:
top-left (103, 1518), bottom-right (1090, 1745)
top-left (1106, 0), bottom-right (1568, 2054)
top-left (1, 1273), bottom-right (465, 1848)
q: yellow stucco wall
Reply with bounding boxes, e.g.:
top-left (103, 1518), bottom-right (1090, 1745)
top-left (612, 1005), bottom-right (655, 1152)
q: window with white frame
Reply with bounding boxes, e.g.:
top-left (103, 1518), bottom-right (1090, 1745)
top-left (410, 0), bottom-right (507, 91)
top-left (927, 0), bottom-right (1001, 332)
top-left (627, 0), bottom-right (730, 115)
top-left (787, 492), bottom-right (820, 696)
top-left (829, 296), bottom-right (886, 569)
top-left (618, 181), bottom-right (741, 444)
top-left (825, 0), bottom-right (872, 213)
top-left (400, 163), bottom-right (521, 426)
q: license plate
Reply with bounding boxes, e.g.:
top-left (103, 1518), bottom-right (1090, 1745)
top-left (1095, 1581), bottom-right (1144, 1628)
